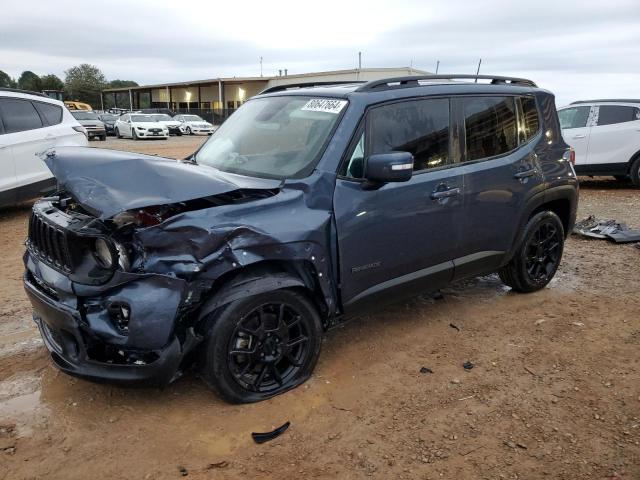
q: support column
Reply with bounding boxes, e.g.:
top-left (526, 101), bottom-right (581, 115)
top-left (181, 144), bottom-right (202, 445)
top-left (128, 89), bottom-right (133, 111)
top-left (166, 86), bottom-right (170, 110)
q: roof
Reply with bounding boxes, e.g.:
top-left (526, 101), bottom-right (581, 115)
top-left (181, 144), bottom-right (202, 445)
top-left (0, 87), bottom-right (48, 98)
top-left (570, 99), bottom-right (640, 105)
top-left (101, 67), bottom-right (430, 93)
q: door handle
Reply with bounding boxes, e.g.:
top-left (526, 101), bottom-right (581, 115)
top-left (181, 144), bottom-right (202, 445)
top-left (430, 187), bottom-right (460, 200)
top-left (572, 134), bottom-right (586, 139)
top-left (514, 169), bottom-right (537, 179)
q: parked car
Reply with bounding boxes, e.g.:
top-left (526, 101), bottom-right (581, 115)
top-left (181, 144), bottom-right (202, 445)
top-left (558, 100), bottom-right (640, 186)
top-left (70, 110), bottom-right (107, 141)
top-left (114, 113), bottom-right (169, 140)
top-left (98, 113), bottom-right (118, 136)
top-left (23, 75), bottom-right (578, 403)
top-left (173, 114), bottom-right (214, 135)
top-left (0, 88), bottom-right (87, 208)
top-left (151, 113), bottom-right (182, 135)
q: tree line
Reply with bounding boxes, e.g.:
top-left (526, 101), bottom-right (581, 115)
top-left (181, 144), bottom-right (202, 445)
top-left (0, 64), bottom-right (138, 109)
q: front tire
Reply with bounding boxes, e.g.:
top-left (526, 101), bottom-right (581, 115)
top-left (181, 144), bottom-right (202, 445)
top-left (630, 157), bottom-right (640, 187)
top-left (186, 126), bottom-right (192, 135)
top-left (499, 211), bottom-right (565, 293)
top-left (132, 129), bottom-right (138, 141)
top-left (199, 289), bottom-right (322, 403)
top-left (115, 128), bottom-right (121, 139)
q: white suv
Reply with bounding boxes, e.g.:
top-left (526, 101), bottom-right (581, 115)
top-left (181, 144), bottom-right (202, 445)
top-left (558, 100), bottom-right (640, 185)
top-left (114, 113), bottom-right (169, 140)
top-left (0, 89), bottom-right (88, 208)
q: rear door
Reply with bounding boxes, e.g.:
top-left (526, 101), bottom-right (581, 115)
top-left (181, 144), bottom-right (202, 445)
top-left (558, 105), bottom-right (593, 167)
top-left (454, 95), bottom-right (544, 278)
top-left (334, 97), bottom-right (464, 307)
top-left (587, 104), bottom-right (640, 169)
top-left (0, 97), bottom-right (52, 194)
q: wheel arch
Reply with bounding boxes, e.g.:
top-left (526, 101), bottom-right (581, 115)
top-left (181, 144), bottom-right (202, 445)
top-left (196, 260), bottom-right (331, 329)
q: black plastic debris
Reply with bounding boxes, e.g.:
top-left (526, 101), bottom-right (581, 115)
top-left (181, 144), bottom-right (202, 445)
top-left (449, 323), bottom-right (461, 331)
top-left (463, 361), bottom-right (474, 370)
top-left (178, 466), bottom-right (188, 476)
top-left (573, 216), bottom-right (640, 243)
top-left (420, 367), bottom-right (434, 374)
top-left (251, 421), bottom-right (290, 444)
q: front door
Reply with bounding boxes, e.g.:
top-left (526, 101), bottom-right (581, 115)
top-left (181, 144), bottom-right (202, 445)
top-left (334, 97), bottom-right (464, 308)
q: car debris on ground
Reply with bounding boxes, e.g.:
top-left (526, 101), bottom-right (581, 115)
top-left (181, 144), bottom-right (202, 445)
top-left (251, 421), bottom-right (291, 444)
top-left (573, 215), bottom-right (640, 243)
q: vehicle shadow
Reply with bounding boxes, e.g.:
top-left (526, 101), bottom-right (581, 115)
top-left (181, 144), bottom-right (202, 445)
top-left (578, 176), bottom-right (636, 190)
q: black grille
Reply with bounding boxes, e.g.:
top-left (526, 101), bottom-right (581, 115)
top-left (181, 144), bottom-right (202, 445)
top-left (28, 212), bottom-right (73, 272)
top-left (149, 128), bottom-right (161, 133)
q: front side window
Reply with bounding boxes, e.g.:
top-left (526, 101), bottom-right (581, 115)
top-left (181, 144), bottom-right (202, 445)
top-left (196, 96), bottom-right (347, 179)
top-left (558, 106), bottom-right (591, 129)
top-left (0, 98), bottom-right (44, 133)
top-left (34, 101), bottom-right (63, 126)
top-left (464, 97), bottom-right (517, 162)
top-left (369, 98), bottom-right (450, 172)
top-left (596, 105), bottom-right (640, 126)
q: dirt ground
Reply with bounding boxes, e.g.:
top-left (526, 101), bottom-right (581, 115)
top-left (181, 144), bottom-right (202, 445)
top-left (1, 137), bottom-right (638, 480)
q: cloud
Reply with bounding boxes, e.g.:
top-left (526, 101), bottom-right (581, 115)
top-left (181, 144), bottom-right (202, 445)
top-left (0, 0), bottom-right (638, 104)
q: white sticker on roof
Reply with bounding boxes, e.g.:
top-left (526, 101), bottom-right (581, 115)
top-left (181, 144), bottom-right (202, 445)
top-left (301, 98), bottom-right (348, 114)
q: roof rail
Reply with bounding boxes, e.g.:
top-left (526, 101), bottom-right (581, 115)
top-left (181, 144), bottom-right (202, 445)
top-left (259, 81), bottom-right (365, 95)
top-left (0, 87), bottom-right (48, 98)
top-left (570, 99), bottom-right (640, 105)
top-left (356, 74), bottom-right (537, 92)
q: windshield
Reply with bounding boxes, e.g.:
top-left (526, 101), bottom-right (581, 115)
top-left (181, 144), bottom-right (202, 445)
top-left (196, 96), bottom-right (347, 179)
top-left (72, 111), bottom-right (99, 120)
top-left (131, 115), bottom-right (156, 122)
top-left (152, 114), bottom-right (173, 121)
top-left (99, 114), bottom-right (117, 121)
top-left (182, 115), bottom-right (204, 122)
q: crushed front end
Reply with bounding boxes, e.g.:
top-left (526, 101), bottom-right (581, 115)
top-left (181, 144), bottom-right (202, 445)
top-left (23, 197), bottom-right (198, 386)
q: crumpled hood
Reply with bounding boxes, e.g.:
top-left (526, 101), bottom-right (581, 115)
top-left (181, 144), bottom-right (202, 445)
top-left (42, 147), bottom-right (282, 219)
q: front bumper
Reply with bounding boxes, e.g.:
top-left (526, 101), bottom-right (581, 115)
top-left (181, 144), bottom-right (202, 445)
top-left (136, 130), bottom-right (168, 138)
top-left (23, 256), bottom-right (194, 387)
top-left (86, 128), bottom-right (106, 139)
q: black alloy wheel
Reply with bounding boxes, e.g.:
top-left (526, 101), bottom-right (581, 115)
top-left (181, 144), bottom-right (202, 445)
top-left (499, 211), bottom-right (565, 293)
top-left (199, 289), bottom-right (322, 403)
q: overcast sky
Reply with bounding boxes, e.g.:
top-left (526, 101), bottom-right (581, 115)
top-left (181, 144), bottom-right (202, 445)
top-left (1, 0), bottom-right (638, 105)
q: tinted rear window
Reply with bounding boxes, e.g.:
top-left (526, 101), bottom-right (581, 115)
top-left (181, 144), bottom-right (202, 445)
top-left (558, 106), bottom-right (590, 129)
top-left (596, 105), bottom-right (640, 126)
top-left (0, 98), bottom-right (44, 133)
top-left (464, 97), bottom-right (517, 161)
top-left (34, 101), bottom-right (63, 126)
top-left (519, 96), bottom-right (540, 143)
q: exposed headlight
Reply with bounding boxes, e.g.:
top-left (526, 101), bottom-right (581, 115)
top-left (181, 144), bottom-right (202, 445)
top-left (94, 238), bottom-right (114, 268)
top-left (136, 126), bottom-right (146, 131)
top-left (93, 238), bottom-right (130, 270)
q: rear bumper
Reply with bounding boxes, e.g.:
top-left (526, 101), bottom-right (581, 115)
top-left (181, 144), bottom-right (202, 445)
top-left (23, 266), bottom-right (191, 387)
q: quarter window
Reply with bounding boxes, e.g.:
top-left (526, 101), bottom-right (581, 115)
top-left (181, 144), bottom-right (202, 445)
top-left (558, 106), bottom-right (590, 129)
top-left (33, 101), bottom-right (63, 126)
top-left (596, 105), bottom-right (640, 126)
top-left (463, 97), bottom-right (517, 161)
top-left (518, 96), bottom-right (540, 143)
top-left (0, 98), bottom-right (44, 133)
top-left (369, 98), bottom-right (450, 172)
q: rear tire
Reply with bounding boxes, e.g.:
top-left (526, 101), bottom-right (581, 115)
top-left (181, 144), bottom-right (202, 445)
top-left (499, 211), bottom-right (565, 293)
top-left (630, 157), bottom-right (640, 187)
top-left (99, 135), bottom-right (106, 141)
top-left (199, 289), bottom-right (322, 404)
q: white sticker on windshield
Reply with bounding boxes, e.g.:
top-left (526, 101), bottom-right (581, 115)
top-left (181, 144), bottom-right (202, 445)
top-left (301, 98), bottom-right (348, 114)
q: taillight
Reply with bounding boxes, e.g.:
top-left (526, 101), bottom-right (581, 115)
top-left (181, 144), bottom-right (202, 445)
top-left (562, 148), bottom-right (575, 165)
top-left (72, 126), bottom-right (87, 137)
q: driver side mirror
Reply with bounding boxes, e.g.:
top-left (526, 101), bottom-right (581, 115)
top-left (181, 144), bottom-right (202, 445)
top-left (364, 152), bottom-right (414, 184)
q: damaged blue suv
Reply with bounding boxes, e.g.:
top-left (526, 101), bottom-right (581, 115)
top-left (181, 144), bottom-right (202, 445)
top-left (24, 75), bottom-right (578, 403)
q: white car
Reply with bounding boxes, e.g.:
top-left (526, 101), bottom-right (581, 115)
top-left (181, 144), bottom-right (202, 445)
top-left (558, 100), bottom-right (640, 186)
top-left (0, 88), bottom-right (88, 208)
top-left (150, 113), bottom-right (183, 136)
top-left (173, 114), bottom-right (215, 135)
top-left (114, 113), bottom-right (169, 140)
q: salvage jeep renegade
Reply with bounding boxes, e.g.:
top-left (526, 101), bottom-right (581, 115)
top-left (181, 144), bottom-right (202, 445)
top-left (24, 75), bottom-right (578, 403)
